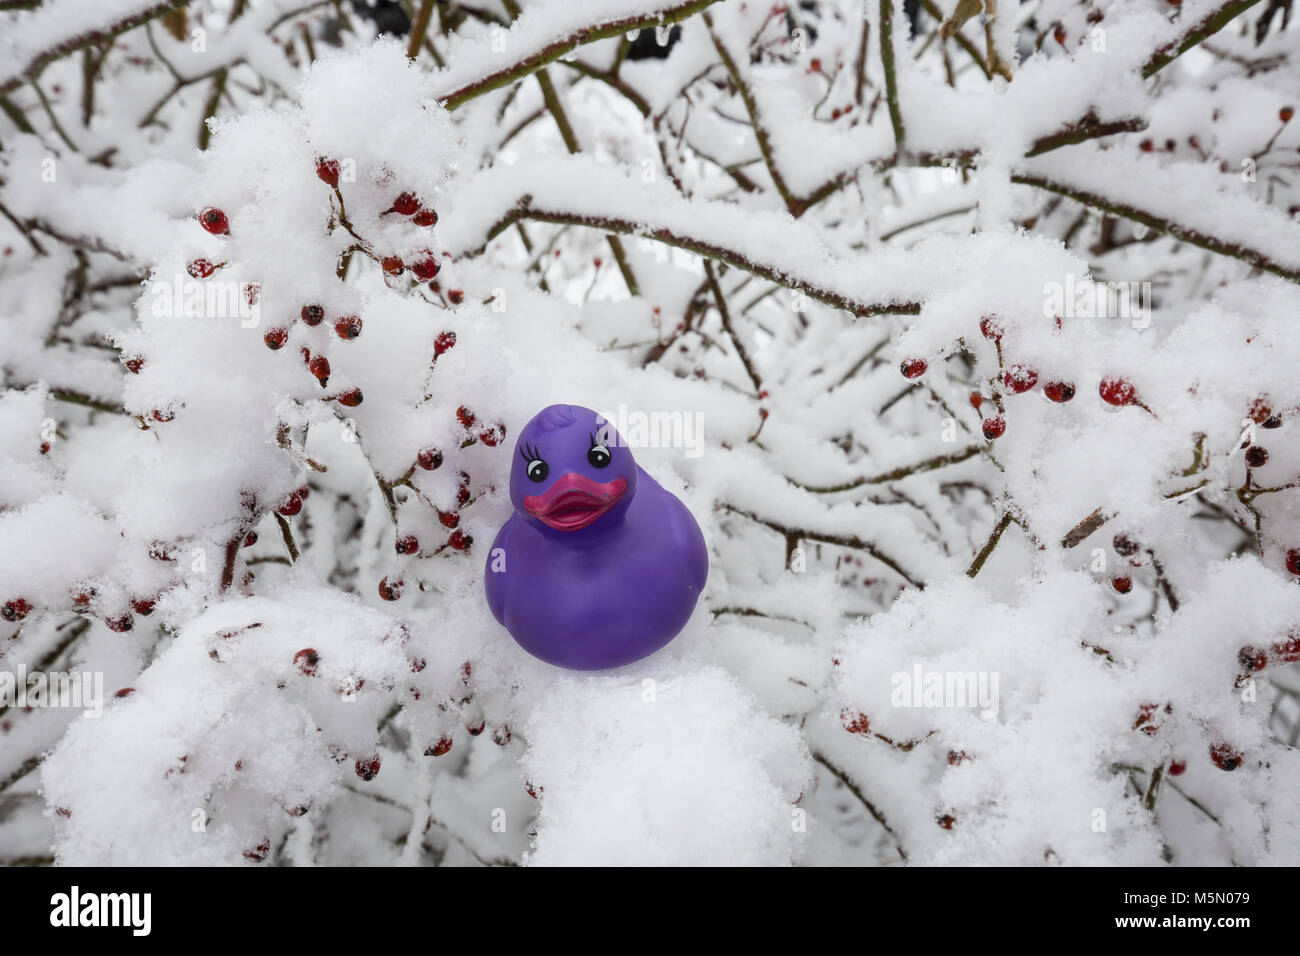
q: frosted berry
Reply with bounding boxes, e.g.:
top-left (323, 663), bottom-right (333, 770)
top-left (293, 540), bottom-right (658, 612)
top-left (466, 719), bottom-right (485, 736)
top-left (899, 358), bottom-right (927, 379)
top-left (335, 315), bottom-right (362, 340)
top-left (123, 355), bottom-right (145, 374)
top-left (447, 289), bottom-right (464, 305)
top-left (300, 304), bottom-right (325, 326)
top-left (199, 207), bottom-right (229, 235)
top-left (981, 416), bottom-right (1006, 440)
top-left (337, 387), bottom-right (363, 407)
top-left (1112, 534), bottom-right (1140, 557)
top-left (448, 530), bottom-right (472, 552)
top-left (1238, 645), bottom-right (1267, 673)
top-left (424, 736), bottom-right (453, 757)
top-left (438, 509), bottom-right (459, 529)
top-left (1262, 414), bottom-right (1282, 429)
top-left (315, 157), bottom-right (340, 186)
top-left (381, 256), bottom-right (404, 276)
top-left (1112, 575), bottom-right (1132, 594)
top-left (457, 406), bottom-right (476, 428)
top-left (391, 193), bottom-right (419, 216)
top-left (2, 598), bottom-right (32, 623)
top-left (1099, 376), bottom-right (1137, 406)
top-left (1247, 397), bottom-right (1272, 424)
top-left (1285, 549), bottom-right (1300, 575)
top-left (1167, 759), bottom-right (1186, 776)
top-left (434, 330), bottom-right (456, 356)
top-left (1002, 364), bottom-right (1039, 394)
top-left (294, 648), bottom-right (319, 676)
top-left (412, 208), bottom-right (438, 227)
top-left (417, 447), bottom-right (443, 471)
top-left (1043, 380), bottom-right (1075, 403)
top-left (378, 576), bottom-right (403, 601)
top-left (355, 755), bottom-right (381, 781)
top-left (479, 424), bottom-right (505, 447)
top-left (187, 259), bottom-right (215, 279)
top-left (106, 614), bottom-right (134, 633)
top-left (278, 492), bottom-right (303, 516)
top-left (309, 355), bottom-right (330, 386)
top-left (129, 597), bottom-right (155, 616)
top-left (1209, 742), bottom-right (1242, 772)
top-left (979, 315), bottom-right (1003, 341)
top-left (1245, 445), bottom-right (1269, 468)
top-left (264, 327), bottom-right (288, 350)
top-left (243, 532), bottom-right (257, 547)
top-left (395, 534), bottom-right (419, 555)
top-left (411, 252), bottom-right (440, 281)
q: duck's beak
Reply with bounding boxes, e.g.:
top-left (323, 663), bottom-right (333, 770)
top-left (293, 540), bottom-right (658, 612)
top-left (524, 473), bottom-right (628, 531)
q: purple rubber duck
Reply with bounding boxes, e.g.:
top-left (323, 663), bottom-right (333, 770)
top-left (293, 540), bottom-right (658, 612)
top-left (484, 404), bottom-right (708, 670)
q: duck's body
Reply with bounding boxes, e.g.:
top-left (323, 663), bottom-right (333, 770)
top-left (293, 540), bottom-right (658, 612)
top-left (484, 405), bottom-right (707, 670)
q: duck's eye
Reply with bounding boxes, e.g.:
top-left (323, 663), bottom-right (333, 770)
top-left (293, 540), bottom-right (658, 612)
top-left (587, 444), bottom-right (611, 468)
top-left (526, 459), bottom-right (548, 483)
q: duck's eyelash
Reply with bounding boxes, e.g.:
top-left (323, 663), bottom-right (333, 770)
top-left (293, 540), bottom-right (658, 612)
top-left (520, 443), bottom-right (542, 463)
top-left (589, 432), bottom-right (608, 448)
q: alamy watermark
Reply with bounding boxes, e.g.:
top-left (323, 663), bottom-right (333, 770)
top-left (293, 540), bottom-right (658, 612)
top-left (1043, 274), bottom-right (1151, 329)
top-left (146, 275), bottom-right (260, 328)
top-left (891, 664), bottom-right (1000, 719)
top-left (596, 403), bottom-right (704, 459)
top-left (0, 666), bottom-right (103, 718)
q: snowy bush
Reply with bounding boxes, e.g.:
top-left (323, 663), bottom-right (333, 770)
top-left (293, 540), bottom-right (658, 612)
top-left (1, 0), bottom-right (1298, 866)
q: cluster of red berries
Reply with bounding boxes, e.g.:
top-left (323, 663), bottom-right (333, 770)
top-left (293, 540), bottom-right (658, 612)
top-left (1236, 630), bottom-right (1300, 679)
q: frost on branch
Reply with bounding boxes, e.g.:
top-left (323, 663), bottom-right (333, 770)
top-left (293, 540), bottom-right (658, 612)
top-left (2, 0), bottom-right (1300, 866)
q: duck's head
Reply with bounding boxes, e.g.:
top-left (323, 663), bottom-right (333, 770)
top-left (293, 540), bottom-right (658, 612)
top-left (509, 404), bottom-right (637, 537)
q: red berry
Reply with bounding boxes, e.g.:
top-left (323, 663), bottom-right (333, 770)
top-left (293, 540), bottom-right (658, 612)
top-left (278, 492), bottom-right (303, 517)
top-left (424, 736), bottom-right (453, 757)
top-left (1112, 534), bottom-right (1140, 557)
top-left (113, 687), bottom-right (135, 698)
top-left (264, 327), bottom-right (288, 350)
top-left (300, 304), bottom-right (325, 326)
top-left (337, 387), bottom-right (363, 407)
top-left (395, 534), bottom-right (419, 555)
top-left (334, 315), bottom-right (362, 340)
top-left (199, 207), bottom-right (229, 235)
top-left (391, 193), bottom-right (419, 216)
top-left (900, 358), bottom-right (927, 379)
top-left (294, 648), bottom-right (320, 676)
top-left (106, 614), bottom-right (134, 633)
top-left (355, 755), bottom-right (381, 781)
top-left (316, 157), bottom-right (340, 186)
top-left (1245, 445), bottom-right (1269, 468)
top-left (492, 725), bottom-right (511, 746)
top-left (1053, 24), bottom-right (1066, 45)
top-left (1139, 138), bottom-right (1154, 152)
top-left (187, 259), bottom-right (215, 279)
top-left (129, 597), bottom-right (155, 616)
top-left (936, 813), bottom-right (956, 830)
top-left (411, 252), bottom-right (440, 281)
top-left (243, 532), bottom-right (258, 547)
top-left (378, 576), bottom-right (403, 601)
top-left (1167, 759), bottom-right (1186, 776)
top-left (382, 256), bottom-right (404, 276)
top-left (1112, 576), bottom-right (1132, 594)
top-left (151, 408), bottom-right (174, 423)
top-left (1282, 106), bottom-right (1295, 123)
top-left (438, 509), bottom-right (459, 529)
top-left (1209, 742), bottom-right (1242, 772)
top-left (1263, 413), bottom-right (1283, 429)
top-left (456, 485), bottom-right (470, 507)
top-left (123, 355), bottom-right (145, 374)
top-left (1133, 702), bottom-right (1162, 735)
top-left (1002, 364), bottom-right (1039, 394)
top-left (309, 355), bottom-right (330, 386)
top-left (809, 58), bottom-right (822, 72)
top-left (479, 425), bottom-right (504, 447)
top-left (1099, 376), bottom-right (1137, 406)
top-left (466, 719), bottom-right (485, 736)
top-left (448, 530), bottom-right (472, 552)
top-left (969, 391), bottom-right (983, 410)
top-left (978, 315), bottom-right (1003, 341)
top-left (2, 598), bottom-right (32, 623)
top-left (412, 208), bottom-right (438, 227)
top-left (434, 331), bottom-right (456, 356)
top-left (1043, 381), bottom-right (1075, 403)
top-left (457, 406), bottom-right (476, 428)
top-left (1238, 644), bottom-right (1267, 673)
top-left (947, 750), bottom-right (970, 766)
top-left (448, 289), bottom-right (464, 305)
top-left (417, 447), bottom-right (443, 471)
top-left (1285, 549), bottom-right (1300, 575)
top-left (981, 416), bottom-right (1006, 440)
top-left (1247, 397), bottom-right (1272, 424)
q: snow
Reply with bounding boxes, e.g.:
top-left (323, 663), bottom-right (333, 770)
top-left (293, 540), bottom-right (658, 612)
top-left (2, 0), bottom-right (1299, 868)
